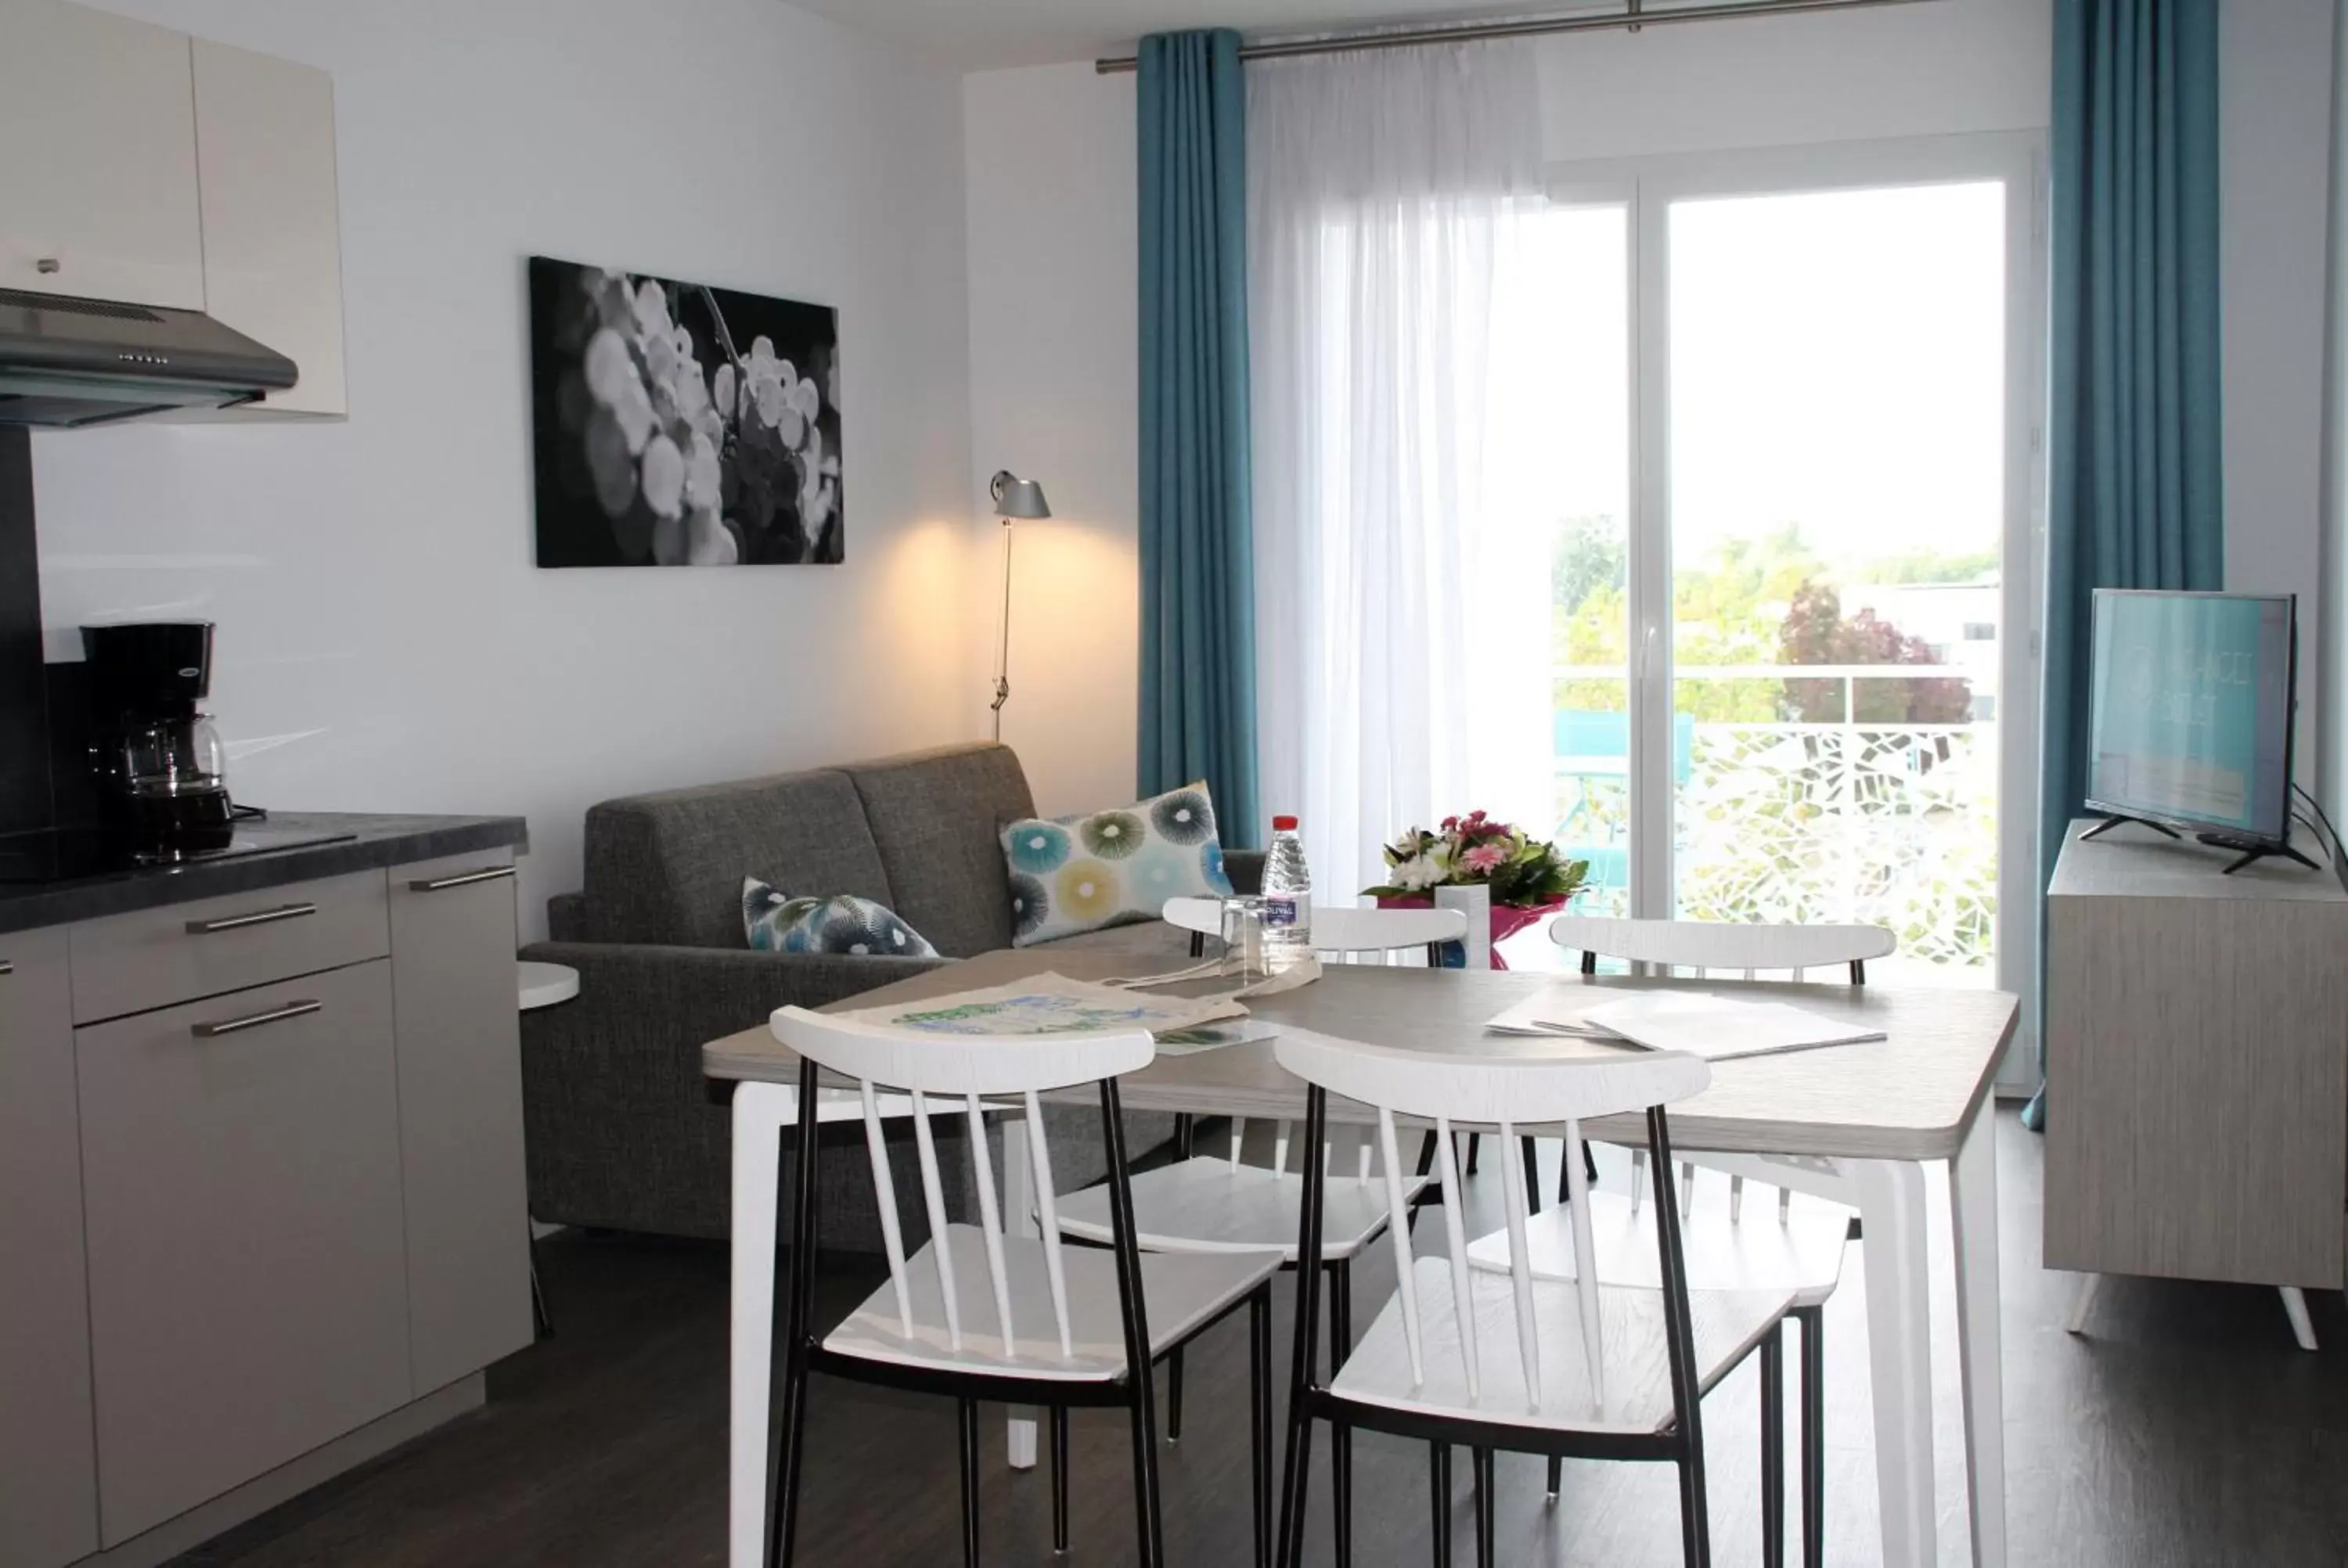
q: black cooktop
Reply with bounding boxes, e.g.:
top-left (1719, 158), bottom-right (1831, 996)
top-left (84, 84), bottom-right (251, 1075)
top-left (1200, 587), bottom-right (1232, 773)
top-left (0, 822), bottom-right (360, 886)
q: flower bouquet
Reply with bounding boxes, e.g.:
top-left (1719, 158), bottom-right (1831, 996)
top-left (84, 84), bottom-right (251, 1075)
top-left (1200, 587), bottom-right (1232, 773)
top-left (1363, 812), bottom-right (1589, 969)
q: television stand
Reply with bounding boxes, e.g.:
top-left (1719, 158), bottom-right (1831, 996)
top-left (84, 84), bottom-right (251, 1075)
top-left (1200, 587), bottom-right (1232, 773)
top-left (2194, 831), bottom-right (2322, 876)
top-left (2081, 813), bottom-right (2180, 843)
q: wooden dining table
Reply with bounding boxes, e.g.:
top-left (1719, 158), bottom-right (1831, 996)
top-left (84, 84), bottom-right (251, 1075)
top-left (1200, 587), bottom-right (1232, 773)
top-left (704, 948), bottom-right (2018, 1568)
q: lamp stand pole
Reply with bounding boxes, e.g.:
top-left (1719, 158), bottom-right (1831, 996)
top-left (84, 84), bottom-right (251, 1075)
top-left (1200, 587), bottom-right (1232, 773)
top-left (990, 520), bottom-right (1014, 742)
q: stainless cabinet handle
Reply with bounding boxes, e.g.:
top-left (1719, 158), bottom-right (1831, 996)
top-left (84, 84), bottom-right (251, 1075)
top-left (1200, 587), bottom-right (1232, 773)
top-left (409, 865), bottom-right (517, 894)
top-left (186, 901), bottom-right (318, 935)
top-left (34, 257), bottom-right (60, 275)
top-left (0, 959), bottom-right (14, 976)
top-left (191, 999), bottom-right (322, 1038)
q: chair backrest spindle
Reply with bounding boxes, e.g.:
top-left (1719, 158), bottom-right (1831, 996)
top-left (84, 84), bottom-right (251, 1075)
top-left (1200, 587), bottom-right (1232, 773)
top-left (1561, 1116), bottom-right (1604, 1408)
top-left (859, 1080), bottom-right (915, 1336)
top-left (1275, 1031), bottom-right (1709, 1422)
top-left (1495, 1117), bottom-right (1542, 1410)
top-left (1431, 1116), bottom-right (1482, 1401)
top-left (1021, 1090), bottom-right (1075, 1357)
top-left (1374, 1106), bottom-right (1425, 1386)
top-left (769, 1007), bottom-right (1153, 1368)
top-left (963, 1094), bottom-right (1017, 1358)
top-left (906, 1088), bottom-right (963, 1352)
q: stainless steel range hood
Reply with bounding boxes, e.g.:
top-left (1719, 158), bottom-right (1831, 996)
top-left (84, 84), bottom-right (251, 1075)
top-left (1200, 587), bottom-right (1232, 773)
top-left (0, 286), bottom-right (297, 428)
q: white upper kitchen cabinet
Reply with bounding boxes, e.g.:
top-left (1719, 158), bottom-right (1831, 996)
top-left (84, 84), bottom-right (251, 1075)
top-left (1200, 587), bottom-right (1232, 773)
top-left (192, 38), bottom-right (348, 417)
top-left (0, 2), bottom-right (349, 419)
top-left (0, 1), bottom-right (207, 311)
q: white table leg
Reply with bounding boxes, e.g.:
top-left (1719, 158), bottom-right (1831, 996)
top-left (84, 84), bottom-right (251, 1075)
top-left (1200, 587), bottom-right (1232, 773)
top-left (729, 1081), bottom-right (793, 1568)
top-left (1851, 1157), bottom-right (1935, 1567)
top-left (2280, 1287), bottom-right (2319, 1350)
top-left (1951, 1104), bottom-right (2008, 1568)
top-left (1000, 1110), bottom-right (1040, 1470)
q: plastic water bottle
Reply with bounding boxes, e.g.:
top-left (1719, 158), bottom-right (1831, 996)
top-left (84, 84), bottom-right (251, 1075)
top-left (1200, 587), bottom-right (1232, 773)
top-left (1260, 815), bottom-right (1313, 970)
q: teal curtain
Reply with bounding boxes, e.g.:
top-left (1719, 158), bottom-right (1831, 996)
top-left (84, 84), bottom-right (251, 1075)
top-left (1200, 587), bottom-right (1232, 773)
top-left (2029, 0), bottom-right (2224, 1130)
top-left (1137, 29), bottom-right (1260, 842)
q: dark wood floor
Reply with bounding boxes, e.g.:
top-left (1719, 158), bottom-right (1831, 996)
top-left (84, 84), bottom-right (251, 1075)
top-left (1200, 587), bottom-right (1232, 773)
top-left (170, 1112), bottom-right (2348, 1567)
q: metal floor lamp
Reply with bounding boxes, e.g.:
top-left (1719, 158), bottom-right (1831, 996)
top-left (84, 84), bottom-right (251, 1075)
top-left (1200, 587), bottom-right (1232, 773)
top-left (989, 470), bottom-right (1050, 741)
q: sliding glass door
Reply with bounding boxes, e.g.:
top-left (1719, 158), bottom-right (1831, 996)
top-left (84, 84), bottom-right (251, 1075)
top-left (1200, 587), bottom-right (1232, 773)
top-left (1532, 138), bottom-right (2041, 1035)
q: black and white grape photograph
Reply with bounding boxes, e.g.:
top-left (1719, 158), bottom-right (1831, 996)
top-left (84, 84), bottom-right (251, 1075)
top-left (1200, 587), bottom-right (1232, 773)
top-left (528, 256), bottom-right (843, 566)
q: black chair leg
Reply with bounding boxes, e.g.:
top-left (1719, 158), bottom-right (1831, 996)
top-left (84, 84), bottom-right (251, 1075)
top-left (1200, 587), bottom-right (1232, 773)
top-left (1797, 1305), bottom-right (1824, 1568)
top-left (1251, 1289), bottom-right (1273, 1568)
top-left (1331, 1262), bottom-right (1353, 1566)
top-left (1429, 1443), bottom-right (1453, 1568)
top-left (1545, 1455), bottom-right (1562, 1498)
top-left (766, 1337), bottom-right (811, 1568)
top-left (1471, 1447), bottom-right (1496, 1567)
top-left (1129, 1383), bottom-right (1166, 1568)
top-left (528, 1227), bottom-right (555, 1340)
top-left (1168, 1346), bottom-right (1185, 1442)
top-left (959, 1397), bottom-right (981, 1568)
top-left (1518, 1135), bottom-right (1543, 1215)
top-left (1051, 1405), bottom-right (1071, 1554)
top-left (1466, 1134), bottom-right (1482, 1175)
top-left (1275, 1366), bottom-right (1316, 1568)
top-left (1555, 1140), bottom-right (1601, 1204)
top-left (1417, 1130), bottom-right (1439, 1176)
top-left (1676, 1450), bottom-right (1712, 1568)
top-left (1762, 1327), bottom-right (1786, 1568)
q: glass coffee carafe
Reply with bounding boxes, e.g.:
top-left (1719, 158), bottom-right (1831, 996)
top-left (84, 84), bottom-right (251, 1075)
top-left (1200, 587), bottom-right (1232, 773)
top-left (81, 621), bottom-right (236, 852)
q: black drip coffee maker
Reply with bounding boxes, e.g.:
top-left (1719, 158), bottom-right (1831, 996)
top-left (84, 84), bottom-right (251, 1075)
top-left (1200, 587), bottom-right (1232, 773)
top-left (82, 620), bottom-right (234, 853)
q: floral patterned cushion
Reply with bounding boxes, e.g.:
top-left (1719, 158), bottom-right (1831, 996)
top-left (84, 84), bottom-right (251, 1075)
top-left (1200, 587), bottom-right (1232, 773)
top-left (1000, 782), bottom-right (1236, 948)
top-left (742, 879), bottom-right (939, 958)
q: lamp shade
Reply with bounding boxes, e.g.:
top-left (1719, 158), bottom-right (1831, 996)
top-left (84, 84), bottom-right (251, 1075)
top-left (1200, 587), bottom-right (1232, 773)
top-left (989, 470), bottom-right (1052, 520)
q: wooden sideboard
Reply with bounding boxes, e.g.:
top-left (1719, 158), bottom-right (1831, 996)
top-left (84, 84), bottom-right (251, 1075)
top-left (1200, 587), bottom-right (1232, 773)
top-left (2043, 818), bottom-right (2348, 1291)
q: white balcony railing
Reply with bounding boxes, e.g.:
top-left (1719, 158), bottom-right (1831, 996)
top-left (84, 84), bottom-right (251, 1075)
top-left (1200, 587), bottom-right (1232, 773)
top-left (1549, 663), bottom-right (1998, 973)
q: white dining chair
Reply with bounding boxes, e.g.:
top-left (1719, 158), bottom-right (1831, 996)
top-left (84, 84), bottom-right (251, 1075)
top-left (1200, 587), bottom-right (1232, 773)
top-left (1167, 893), bottom-right (1497, 1175)
top-left (1050, 897), bottom-right (1461, 1564)
top-left (1270, 1027), bottom-right (1803, 1568)
top-left (1161, 894), bottom-right (1468, 964)
top-left (762, 1006), bottom-right (1281, 1568)
top-left (1547, 915), bottom-right (1892, 1214)
top-left (1470, 913), bottom-right (1889, 1564)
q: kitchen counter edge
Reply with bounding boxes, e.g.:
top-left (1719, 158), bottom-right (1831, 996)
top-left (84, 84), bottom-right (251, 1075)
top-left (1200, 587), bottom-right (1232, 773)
top-left (0, 813), bottom-right (529, 936)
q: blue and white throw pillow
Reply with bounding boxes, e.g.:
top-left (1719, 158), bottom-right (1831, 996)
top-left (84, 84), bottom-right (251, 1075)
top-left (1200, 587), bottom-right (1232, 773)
top-left (742, 879), bottom-right (939, 958)
top-left (1000, 781), bottom-right (1236, 947)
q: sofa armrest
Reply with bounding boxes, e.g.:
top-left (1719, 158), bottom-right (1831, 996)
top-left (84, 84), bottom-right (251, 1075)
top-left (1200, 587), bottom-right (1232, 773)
top-left (515, 940), bottom-right (953, 1243)
top-left (522, 940), bottom-right (945, 1028)
top-left (546, 892), bottom-right (590, 942)
top-left (1225, 849), bottom-right (1266, 895)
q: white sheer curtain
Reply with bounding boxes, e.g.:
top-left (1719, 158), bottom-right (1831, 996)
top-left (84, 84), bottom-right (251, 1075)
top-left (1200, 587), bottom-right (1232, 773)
top-left (1249, 40), bottom-right (1554, 901)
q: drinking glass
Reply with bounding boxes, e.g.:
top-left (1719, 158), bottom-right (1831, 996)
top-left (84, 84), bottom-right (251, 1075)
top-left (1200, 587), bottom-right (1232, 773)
top-left (1219, 896), bottom-right (1266, 984)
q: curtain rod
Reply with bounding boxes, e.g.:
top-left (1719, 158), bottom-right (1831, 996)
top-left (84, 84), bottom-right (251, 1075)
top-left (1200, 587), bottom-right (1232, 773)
top-left (1094, 0), bottom-right (1939, 74)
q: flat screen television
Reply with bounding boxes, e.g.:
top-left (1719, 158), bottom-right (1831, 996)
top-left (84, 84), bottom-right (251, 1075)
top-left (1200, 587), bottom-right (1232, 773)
top-left (2085, 588), bottom-right (2296, 851)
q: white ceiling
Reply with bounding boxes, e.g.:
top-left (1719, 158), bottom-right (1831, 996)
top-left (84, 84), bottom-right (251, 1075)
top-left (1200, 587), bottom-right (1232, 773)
top-left (787, 0), bottom-right (1557, 72)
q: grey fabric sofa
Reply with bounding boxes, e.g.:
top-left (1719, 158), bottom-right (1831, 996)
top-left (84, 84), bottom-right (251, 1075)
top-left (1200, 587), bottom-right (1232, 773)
top-left (518, 742), bottom-right (1258, 1250)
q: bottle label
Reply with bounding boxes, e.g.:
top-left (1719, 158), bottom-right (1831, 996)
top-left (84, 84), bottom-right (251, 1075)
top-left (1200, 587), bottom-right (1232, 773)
top-left (1262, 894), bottom-right (1311, 931)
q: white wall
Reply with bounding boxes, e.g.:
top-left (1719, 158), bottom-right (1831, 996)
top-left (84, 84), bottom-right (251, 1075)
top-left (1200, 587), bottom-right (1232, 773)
top-left (33, 0), bottom-right (977, 938)
top-left (963, 63), bottom-right (1142, 818)
top-left (962, 0), bottom-right (2053, 822)
top-left (1536, 0), bottom-right (2050, 161)
top-left (2223, 0), bottom-right (2338, 782)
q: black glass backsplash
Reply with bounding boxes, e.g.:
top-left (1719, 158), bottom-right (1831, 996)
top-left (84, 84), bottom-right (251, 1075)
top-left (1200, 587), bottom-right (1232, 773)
top-left (0, 428), bottom-right (52, 836)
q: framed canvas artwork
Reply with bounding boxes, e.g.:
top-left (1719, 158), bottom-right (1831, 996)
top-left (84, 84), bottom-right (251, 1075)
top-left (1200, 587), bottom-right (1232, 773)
top-left (528, 256), bottom-right (842, 566)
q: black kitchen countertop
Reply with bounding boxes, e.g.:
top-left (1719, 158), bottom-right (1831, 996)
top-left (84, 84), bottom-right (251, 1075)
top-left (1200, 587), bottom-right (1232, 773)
top-left (0, 812), bottom-right (528, 936)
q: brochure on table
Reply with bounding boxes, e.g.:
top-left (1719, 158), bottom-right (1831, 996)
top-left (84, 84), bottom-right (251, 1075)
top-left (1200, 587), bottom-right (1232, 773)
top-left (841, 973), bottom-right (1249, 1040)
top-left (1487, 987), bottom-right (1885, 1062)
